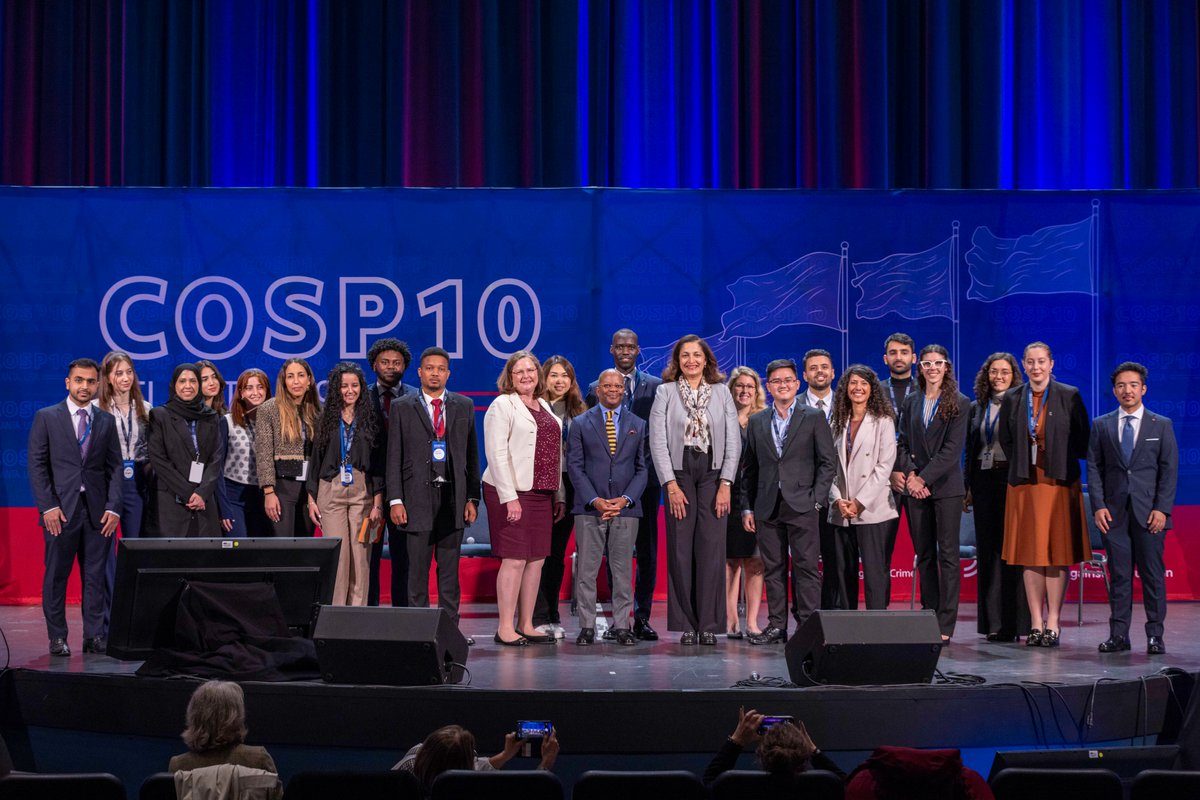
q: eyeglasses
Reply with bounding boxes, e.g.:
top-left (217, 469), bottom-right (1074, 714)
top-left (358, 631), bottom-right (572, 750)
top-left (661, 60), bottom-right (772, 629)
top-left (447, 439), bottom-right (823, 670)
top-left (767, 378), bottom-right (798, 387)
top-left (919, 360), bottom-right (948, 369)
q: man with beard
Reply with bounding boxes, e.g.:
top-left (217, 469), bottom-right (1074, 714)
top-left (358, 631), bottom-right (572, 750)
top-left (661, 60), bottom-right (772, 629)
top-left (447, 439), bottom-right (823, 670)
top-left (798, 349), bottom-right (844, 610)
top-left (882, 333), bottom-right (917, 609)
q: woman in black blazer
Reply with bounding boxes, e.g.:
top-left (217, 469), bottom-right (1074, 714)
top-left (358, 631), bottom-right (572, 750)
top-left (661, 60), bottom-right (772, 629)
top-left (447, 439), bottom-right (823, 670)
top-left (149, 363), bottom-right (224, 537)
top-left (964, 353), bottom-right (1030, 642)
top-left (895, 344), bottom-right (970, 641)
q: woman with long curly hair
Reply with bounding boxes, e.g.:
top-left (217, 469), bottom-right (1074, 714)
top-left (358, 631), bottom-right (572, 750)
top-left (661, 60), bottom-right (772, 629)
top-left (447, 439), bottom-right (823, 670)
top-left (255, 358), bottom-right (321, 537)
top-left (531, 355), bottom-right (587, 638)
top-left (965, 352), bottom-right (1030, 642)
top-left (828, 364), bottom-right (898, 610)
top-left (895, 345), bottom-right (970, 641)
top-left (306, 362), bottom-right (383, 606)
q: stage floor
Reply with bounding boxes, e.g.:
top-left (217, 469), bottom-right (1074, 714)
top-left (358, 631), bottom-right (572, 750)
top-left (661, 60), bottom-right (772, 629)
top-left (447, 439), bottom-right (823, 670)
top-left (1, 600), bottom-right (1193, 689)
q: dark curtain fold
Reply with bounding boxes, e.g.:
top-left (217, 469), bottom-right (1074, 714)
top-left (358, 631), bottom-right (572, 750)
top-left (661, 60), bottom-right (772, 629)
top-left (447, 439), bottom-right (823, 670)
top-left (2, 0), bottom-right (1198, 189)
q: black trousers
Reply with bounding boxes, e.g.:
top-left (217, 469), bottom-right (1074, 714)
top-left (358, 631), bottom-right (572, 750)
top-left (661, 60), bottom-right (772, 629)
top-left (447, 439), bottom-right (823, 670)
top-left (44, 507), bottom-right (109, 641)
top-left (818, 512), bottom-right (843, 609)
top-left (405, 483), bottom-right (463, 623)
top-left (633, 480), bottom-right (662, 623)
top-left (907, 493), bottom-right (963, 636)
top-left (758, 497), bottom-right (820, 633)
top-left (271, 478), bottom-right (315, 537)
top-left (831, 520), bottom-right (893, 610)
top-left (533, 476), bottom-right (574, 626)
top-left (973, 466), bottom-right (1030, 636)
top-left (664, 448), bottom-right (724, 634)
top-left (879, 491), bottom-right (906, 609)
top-left (1106, 500), bottom-right (1167, 640)
top-left (369, 517), bottom-right (410, 607)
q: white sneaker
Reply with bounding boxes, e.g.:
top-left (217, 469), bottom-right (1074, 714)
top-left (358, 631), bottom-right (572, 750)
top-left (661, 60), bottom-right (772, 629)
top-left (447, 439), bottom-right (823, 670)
top-left (534, 623), bottom-right (558, 638)
top-left (550, 624), bottom-right (566, 639)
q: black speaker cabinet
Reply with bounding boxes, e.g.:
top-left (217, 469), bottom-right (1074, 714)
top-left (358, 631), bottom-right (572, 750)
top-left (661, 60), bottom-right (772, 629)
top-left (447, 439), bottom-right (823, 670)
top-left (785, 610), bottom-right (942, 686)
top-left (313, 606), bottom-right (468, 685)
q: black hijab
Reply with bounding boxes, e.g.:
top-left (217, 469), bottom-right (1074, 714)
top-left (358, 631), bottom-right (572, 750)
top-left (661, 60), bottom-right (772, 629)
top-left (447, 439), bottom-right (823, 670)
top-left (166, 364), bottom-right (218, 422)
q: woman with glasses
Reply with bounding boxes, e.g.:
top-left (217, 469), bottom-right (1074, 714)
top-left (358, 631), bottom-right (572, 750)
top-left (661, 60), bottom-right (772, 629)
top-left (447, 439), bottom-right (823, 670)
top-left (964, 353), bottom-right (1030, 642)
top-left (724, 367), bottom-right (766, 638)
top-left (998, 342), bottom-right (1090, 648)
top-left (896, 346), bottom-right (970, 641)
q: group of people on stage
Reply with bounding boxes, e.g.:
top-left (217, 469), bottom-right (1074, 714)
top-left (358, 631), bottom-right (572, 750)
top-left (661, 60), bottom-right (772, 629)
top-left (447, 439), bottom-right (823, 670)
top-left (29, 327), bottom-right (1176, 656)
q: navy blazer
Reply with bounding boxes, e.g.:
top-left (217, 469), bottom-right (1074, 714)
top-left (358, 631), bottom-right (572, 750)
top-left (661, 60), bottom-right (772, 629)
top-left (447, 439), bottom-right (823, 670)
top-left (28, 400), bottom-right (123, 527)
top-left (566, 404), bottom-right (648, 518)
top-left (997, 379), bottom-right (1089, 485)
top-left (1086, 408), bottom-right (1178, 529)
top-left (741, 403), bottom-right (836, 519)
top-left (386, 390), bottom-right (481, 531)
top-left (895, 389), bottom-right (971, 498)
top-left (587, 368), bottom-right (662, 487)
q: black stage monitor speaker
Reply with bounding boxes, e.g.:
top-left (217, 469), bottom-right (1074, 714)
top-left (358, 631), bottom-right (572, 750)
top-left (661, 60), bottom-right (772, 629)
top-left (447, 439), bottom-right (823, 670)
top-left (785, 610), bottom-right (942, 686)
top-left (313, 606), bottom-right (468, 686)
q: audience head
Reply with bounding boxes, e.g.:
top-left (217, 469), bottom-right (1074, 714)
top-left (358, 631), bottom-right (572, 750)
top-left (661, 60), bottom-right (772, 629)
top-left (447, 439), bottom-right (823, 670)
top-left (181, 680), bottom-right (248, 754)
top-left (757, 721), bottom-right (818, 777)
top-left (412, 725), bottom-right (476, 791)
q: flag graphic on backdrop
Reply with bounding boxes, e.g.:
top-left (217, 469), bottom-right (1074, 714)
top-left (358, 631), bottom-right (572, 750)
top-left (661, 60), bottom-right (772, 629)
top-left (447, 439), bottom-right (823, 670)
top-left (965, 216), bottom-right (1093, 302)
top-left (852, 236), bottom-right (955, 321)
top-left (719, 251), bottom-right (844, 339)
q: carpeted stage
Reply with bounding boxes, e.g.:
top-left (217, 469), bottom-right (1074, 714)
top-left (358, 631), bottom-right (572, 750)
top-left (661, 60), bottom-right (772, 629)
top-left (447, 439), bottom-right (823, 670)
top-left (0, 602), bottom-right (1193, 792)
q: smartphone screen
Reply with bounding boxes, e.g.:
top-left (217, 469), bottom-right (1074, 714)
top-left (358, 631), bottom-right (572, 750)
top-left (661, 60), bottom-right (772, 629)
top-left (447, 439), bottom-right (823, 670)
top-left (757, 715), bottom-right (795, 734)
top-left (517, 720), bottom-right (552, 739)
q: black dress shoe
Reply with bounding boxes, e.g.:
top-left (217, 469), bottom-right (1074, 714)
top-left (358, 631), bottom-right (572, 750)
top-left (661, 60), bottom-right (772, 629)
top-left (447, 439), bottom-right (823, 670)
top-left (602, 628), bottom-right (616, 640)
top-left (518, 629), bottom-right (556, 644)
top-left (576, 628), bottom-right (595, 646)
top-left (726, 629), bottom-right (744, 640)
top-left (699, 631), bottom-right (717, 646)
top-left (633, 619), bottom-right (659, 641)
top-left (680, 631), bottom-right (698, 645)
top-left (1098, 636), bottom-right (1131, 653)
top-left (494, 632), bottom-right (528, 647)
top-left (614, 629), bottom-right (636, 646)
top-left (49, 638), bottom-right (70, 657)
top-left (749, 626), bottom-right (786, 645)
top-left (1148, 636), bottom-right (1166, 655)
top-left (82, 636), bottom-right (106, 654)
top-left (986, 632), bottom-right (1018, 643)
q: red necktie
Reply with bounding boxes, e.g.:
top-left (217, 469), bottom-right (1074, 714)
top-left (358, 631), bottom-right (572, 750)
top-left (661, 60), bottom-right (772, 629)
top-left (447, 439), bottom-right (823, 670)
top-left (432, 398), bottom-right (444, 437)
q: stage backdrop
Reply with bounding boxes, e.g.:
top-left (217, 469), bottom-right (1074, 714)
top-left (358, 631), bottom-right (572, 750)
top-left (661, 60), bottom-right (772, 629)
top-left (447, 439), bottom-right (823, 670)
top-left (1, 188), bottom-right (1196, 605)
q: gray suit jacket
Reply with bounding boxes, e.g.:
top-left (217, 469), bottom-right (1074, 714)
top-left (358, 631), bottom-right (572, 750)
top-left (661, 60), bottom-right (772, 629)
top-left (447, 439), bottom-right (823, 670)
top-left (649, 382), bottom-right (741, 485)
top-left (28, 400), bottom-right (123, 527)
top-left (567, 405), bottom-right (648, 517)
top-left (386, 391), bottom-right (480, 532)
top-left (1086, 408), bottom-right (1177, 529)
top-left (741, 403), bottom-right (837, 519)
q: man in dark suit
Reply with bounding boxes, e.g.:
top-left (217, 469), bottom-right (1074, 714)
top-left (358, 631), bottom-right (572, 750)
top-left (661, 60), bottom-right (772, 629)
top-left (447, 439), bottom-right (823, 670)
top-left (569, 369), bottom-right (649, 645)
top-left (585, 328), bottom-right (663, 640)
top-left (1087, 362), bottom-right (1178, 655)
top-left (387, 347), bottom-right (481, 644)
top-left (882, 333), bottom-right (917, 607)
top-left (742, 358), bottom-right (837, 644)
top-left (28, 358), bottom-right (123, 656)
top-left (798, 348), bottom-right (845, 610)
top-left (367, 337), bottom-right (419, 607)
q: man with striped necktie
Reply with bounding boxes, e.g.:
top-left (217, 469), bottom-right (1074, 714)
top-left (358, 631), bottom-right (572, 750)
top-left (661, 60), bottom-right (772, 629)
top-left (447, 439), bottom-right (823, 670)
top-left (567, 369), bottom-right (649, 645)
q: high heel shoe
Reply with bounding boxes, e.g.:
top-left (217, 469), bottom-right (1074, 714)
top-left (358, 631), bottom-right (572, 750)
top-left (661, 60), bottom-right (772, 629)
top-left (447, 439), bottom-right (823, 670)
top-left (1042, 629), bottom-right (1060, 647)
top-left (1025, 629), bottom-right (1044, 647)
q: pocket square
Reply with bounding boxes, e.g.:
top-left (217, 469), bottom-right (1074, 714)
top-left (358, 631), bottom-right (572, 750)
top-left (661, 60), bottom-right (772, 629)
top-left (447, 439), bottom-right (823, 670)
top-left (1146, 438), bottom-right (1160, 441)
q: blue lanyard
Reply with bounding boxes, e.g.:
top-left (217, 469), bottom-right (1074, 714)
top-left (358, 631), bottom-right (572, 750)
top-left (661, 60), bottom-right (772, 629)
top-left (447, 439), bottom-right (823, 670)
top-left (1026, 385), bottom-right (1048, 442)
top-left (982, 401), bottom-right (999, 446)
top-left (117, 406), bottom-right (135, 459)
top-left (922, 396), bottom-right (941, 428)
top-left (188, 420), bottom-right (199, 459)
top-left (340, 418), bottom-right (356, 466)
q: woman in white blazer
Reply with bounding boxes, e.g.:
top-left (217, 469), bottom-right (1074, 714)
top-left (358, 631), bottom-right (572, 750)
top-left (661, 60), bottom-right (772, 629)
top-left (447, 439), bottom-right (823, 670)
top-left (482, 351), bottom-right (564, 647)
top-left (828, 365), bottom-right (898, 610)
top-left (649, 335), bottom-right (740, 645)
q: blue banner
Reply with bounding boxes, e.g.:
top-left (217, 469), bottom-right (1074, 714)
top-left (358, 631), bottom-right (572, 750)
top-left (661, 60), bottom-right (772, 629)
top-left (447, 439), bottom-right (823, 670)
top-left (2, 188), bottom-right (1198, 507)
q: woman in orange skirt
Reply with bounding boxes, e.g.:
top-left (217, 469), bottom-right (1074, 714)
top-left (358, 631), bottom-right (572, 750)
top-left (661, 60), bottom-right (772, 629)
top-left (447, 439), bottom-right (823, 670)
top-left (999, 342), bottom-right (1091, 647)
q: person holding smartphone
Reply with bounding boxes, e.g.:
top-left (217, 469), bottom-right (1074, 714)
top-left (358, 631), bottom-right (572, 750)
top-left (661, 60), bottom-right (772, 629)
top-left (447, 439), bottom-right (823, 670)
top-left (394, 724), bottom-right (560, 792)
top-left (703, 707), bottom-right (844, 785)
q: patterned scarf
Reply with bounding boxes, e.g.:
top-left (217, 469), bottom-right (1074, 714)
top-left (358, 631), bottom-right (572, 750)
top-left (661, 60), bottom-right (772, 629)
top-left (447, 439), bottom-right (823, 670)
top-left (676, 379), bottom-right (712, 452)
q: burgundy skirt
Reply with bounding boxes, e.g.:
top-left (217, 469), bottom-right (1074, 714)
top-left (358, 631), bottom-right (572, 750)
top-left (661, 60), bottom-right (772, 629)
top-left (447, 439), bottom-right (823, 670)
top-left (483, 482), bottom-right (553, 560)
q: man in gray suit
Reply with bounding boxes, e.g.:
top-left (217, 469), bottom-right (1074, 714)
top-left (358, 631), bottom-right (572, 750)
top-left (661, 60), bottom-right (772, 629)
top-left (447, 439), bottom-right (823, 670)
top-left (586, 328), bottom-right (663, 640)
top-left (1087, 362), bottom-right (1178, 655)
top-left (387, 347), bottom-right (481, 643)
top-left (569, 369), bottom-right (648, 645)
top-left (28, 358), bottom-right (123, 656)
top-left (742, 358), bottom-right (837, 644)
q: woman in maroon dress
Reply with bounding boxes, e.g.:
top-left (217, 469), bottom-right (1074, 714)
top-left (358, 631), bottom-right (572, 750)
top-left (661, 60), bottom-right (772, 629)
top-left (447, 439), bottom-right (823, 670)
top-left (482, 351), bottom-right (564, 646)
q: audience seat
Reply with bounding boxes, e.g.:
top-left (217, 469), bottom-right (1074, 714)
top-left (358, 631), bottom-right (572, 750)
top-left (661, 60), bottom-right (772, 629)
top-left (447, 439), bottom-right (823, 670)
top-left (1130, 768), bottom-right (1200, 799)
top-left (432, 768), bottom-right (564, 800)
top-left (711, 768), bottom-right (844, 800)
top-left (990, 767), bottom-right (1121, 800)
top-left (0, 771), bottom-right (127, 800)
top-left (572, 770), bottom-right (705, 800)
top-left (282, 769), bottom-right (420, 800)
top-left (139, 772), bottom-right (176, 800)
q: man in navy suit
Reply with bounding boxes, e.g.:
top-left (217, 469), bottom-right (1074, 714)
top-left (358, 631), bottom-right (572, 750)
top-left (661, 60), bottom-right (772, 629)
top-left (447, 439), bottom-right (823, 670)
top-left (28, 358), bottom-right (123, 656)
top-left (742, 359), bottom-right (837, 644)
top-left (586, 328), bottom-right (663, 640)
top-left (570, 369), bottom-right (648, 645)
top-left (1087, 362), bottom-right (1178, 655)
top-left (366, 337), bottom-right (419, 608)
